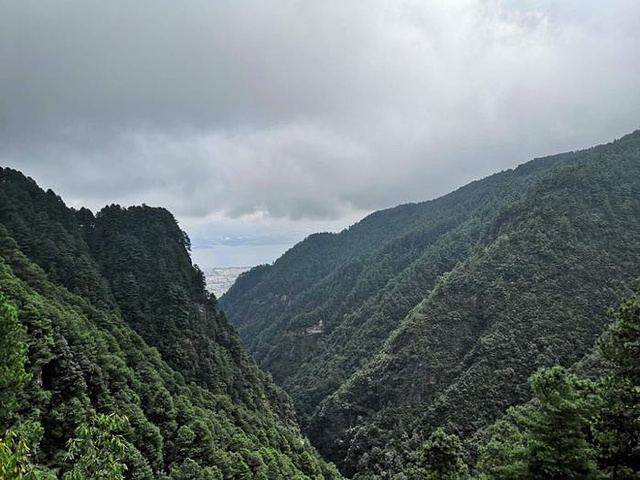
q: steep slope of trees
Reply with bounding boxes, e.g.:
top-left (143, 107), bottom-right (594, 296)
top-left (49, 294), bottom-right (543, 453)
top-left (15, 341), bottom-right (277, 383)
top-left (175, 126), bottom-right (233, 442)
top-left (221, 131), bottom-right (640, 476)
top-left (0, 168), bottom-right (114, 308)
top-left (81, 204), bottom-right (289, 414)
top-left (477, 294), bottom-right (640, 480)
top-left (372, 294), bottom-right (639, 479)
top-left (0, 168), bottom-right (342, 479)
top-left (222, 148), bottom-right (570, 425)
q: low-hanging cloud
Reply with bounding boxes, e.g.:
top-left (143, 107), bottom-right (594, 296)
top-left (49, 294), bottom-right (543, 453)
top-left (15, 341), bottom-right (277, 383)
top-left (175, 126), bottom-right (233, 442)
top-left (1, 0), bottom-right (639, 222)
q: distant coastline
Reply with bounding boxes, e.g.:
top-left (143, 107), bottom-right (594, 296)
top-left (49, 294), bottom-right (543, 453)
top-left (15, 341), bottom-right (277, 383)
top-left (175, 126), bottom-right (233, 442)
top-left (204, 266), bottom-right (251, 297)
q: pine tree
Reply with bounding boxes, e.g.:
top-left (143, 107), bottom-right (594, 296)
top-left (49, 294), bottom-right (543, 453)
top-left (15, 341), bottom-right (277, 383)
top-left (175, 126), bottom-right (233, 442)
top-left (517, 366), bottom-right (603, 479)
top-left (594, 297), bottom-right (640, 479)
top-left (477, 416), bottom-right (527, 480)
top-left (418, 428), bottom-right (468, 480)
top-left (0, 292), bottom-right (31, 428)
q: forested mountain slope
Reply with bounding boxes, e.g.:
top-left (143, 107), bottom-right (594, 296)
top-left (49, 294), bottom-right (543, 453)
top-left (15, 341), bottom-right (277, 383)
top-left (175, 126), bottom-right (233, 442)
top-left (0, 167), bottom-right (341, 479)
top-left (222, 146), bottom-right (568, 419)
top-left (221, 130), bottom-right (640, 476)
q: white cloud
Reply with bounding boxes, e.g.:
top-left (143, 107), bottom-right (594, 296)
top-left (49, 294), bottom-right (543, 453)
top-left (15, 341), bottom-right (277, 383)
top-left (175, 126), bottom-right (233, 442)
top-left (1, 0), bottom-right (638, 234)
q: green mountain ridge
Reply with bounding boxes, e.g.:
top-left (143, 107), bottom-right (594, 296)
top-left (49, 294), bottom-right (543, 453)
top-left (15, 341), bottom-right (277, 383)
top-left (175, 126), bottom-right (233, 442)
top-left (0, 167), bottom-right (342, 479)
top-left (221, 130), bottom-right (640, 477)
top-left (2, 130), bottom-right (638, 479)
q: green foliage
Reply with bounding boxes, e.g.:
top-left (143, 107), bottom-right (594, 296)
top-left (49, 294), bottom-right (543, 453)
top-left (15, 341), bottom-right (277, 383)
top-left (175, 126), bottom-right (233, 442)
top-left (411, 428), bottom-right (467, 480)
top-left (517, 367), bottom-right (603, 479)
top-left (476, 419), bottom-right (527, 479)
top-left (593, 297), bottom-right (640, 479)
top-left (63, 413), bottom-right (130, 480)
top-left (0, 168), bottom-right (342, 479)
top-left (84, 204), bottom-right (293, 416)
top-left (222, 130), bottom-right (640, 477)
top-left (0, 168), bottom-right (114, 308)
top-left (478, 296), bottom-right (640, 480)
top-left (168, 458), bottom-right (222, 480)
top-left (0, 430), bottom-right (36, 480)
top-left (3, 129), bottom-right (640, 479)
top-left (0, 292), bottom-right (31, 427)
top-left (0, 427), bottom-right (55, 480)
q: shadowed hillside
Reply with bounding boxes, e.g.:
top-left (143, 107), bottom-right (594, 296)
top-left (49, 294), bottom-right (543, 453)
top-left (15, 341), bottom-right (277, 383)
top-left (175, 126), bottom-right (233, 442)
top-left (0, 167), bottom-right (342, 479)
top-left (222, 131), bottom-right (640, 477)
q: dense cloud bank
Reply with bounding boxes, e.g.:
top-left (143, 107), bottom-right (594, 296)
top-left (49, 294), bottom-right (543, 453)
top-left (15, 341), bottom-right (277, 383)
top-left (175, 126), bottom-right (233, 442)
top-left (2, 0), bottom-right (639, 225)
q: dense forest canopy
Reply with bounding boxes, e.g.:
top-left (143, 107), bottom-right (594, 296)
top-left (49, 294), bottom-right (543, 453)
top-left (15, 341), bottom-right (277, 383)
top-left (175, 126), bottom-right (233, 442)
top-left (222, 130), bottom-right (640, 478)
top-left (0, 167), bottom-right (342, 479)
top-left (1, 129), bottom-right (639, 479)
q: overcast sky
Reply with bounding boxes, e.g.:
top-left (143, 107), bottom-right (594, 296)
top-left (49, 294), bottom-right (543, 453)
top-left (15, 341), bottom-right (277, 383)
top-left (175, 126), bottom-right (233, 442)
top-left (1, 0), bottom-right (639, 267)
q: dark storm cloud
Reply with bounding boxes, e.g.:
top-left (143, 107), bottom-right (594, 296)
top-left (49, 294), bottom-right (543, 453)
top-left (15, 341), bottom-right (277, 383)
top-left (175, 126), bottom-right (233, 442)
top-left (1, 0), bottom-right (639, 223)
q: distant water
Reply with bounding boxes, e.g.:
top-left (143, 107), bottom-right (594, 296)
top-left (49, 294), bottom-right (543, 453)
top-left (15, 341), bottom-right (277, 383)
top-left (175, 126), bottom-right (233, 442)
top-left (204, 267), bottom-right (251, 298)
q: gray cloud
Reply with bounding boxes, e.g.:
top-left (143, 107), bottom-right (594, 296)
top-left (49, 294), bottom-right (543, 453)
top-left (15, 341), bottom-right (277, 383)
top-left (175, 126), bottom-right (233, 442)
top-left (2, 0), bottom-right (639, 227)
top-left (193, 233), bottom-right (306, 248)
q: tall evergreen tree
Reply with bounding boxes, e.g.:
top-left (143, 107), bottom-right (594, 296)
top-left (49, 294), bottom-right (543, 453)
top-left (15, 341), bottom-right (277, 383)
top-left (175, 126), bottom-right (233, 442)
top-left (408, 428), bottom-right (467, 480)
top-left (517, 366), bottom-right (603, 479)
top-left (477, 417), bottom-right (527, 480)
top-left (0, 291), bottom-right (31, 428)
top-left (594, 297), bottom-right (640, 479)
